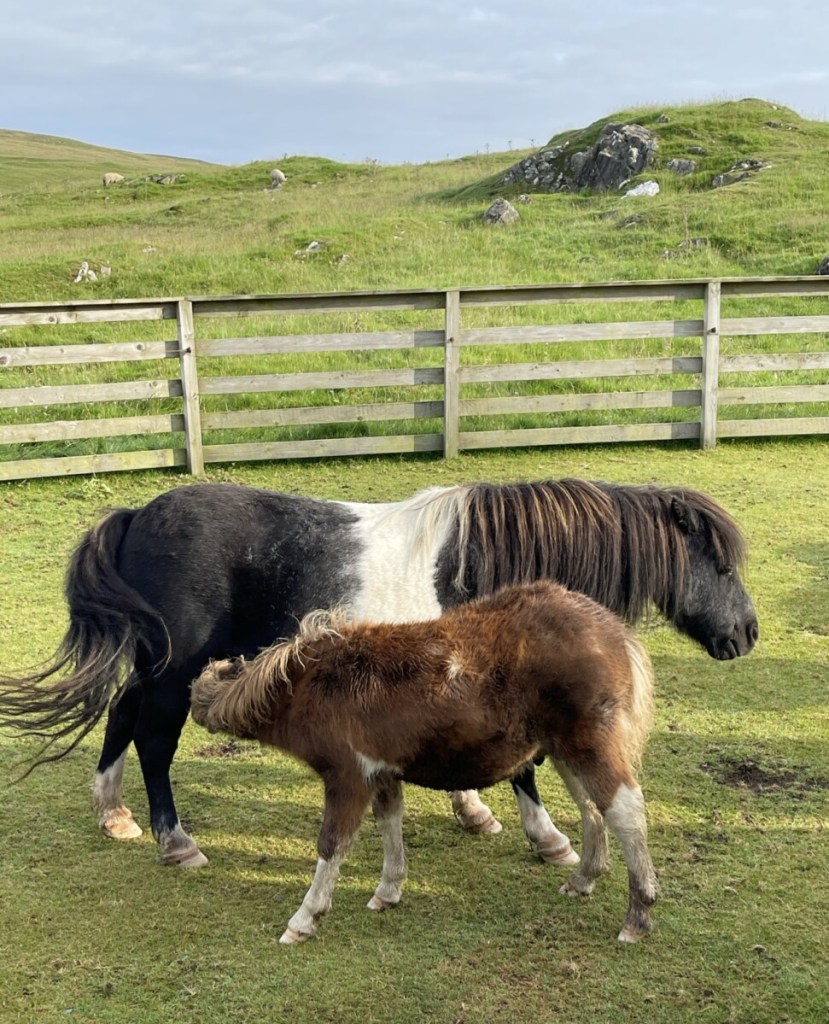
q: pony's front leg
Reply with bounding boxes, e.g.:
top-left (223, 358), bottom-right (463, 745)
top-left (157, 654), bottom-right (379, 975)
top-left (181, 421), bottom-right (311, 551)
top-left (450, 790), bottom-right (502, 834)
top-left (511, 765), bottom-right (579, 866)
top-left (367, 774), bottom-right (407, 911)
top-left (281, 773), bottom-right (371, 944)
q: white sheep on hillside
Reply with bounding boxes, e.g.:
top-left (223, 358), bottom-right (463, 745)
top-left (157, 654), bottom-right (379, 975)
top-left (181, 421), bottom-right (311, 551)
top-left (269, 168), bottom-right (287, 189)
top-left (102, 172), bottom-right (125, 187)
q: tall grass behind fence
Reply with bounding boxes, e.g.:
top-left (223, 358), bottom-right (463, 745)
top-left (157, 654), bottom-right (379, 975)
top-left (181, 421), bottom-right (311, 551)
top-left (1, 276), bottom-right (827, 481)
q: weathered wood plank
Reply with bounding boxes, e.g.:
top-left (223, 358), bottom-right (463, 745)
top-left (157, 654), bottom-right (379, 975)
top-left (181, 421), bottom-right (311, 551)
top-left (202, 401), bottom-right (443, 430)
top-left (719, 384), bottom-right (829, 405)
top-left (0, 448), bottom-right (186, 481)
top-left (720, 353), bottom-right (829, 372)
top-left (0, 305), bottom-right (174, 327)
top-left (458, 421), bottom-right (700, 450)
top-left (721, 315), bottom-right (829, 336)
top-left (459, 282), bottom-right (706, 305)
top-left (717, 417), bottom-right (829, 437)
top-left (0, 340), bottom-right (178, 367)
top-left (0, 379), bottom-right (184, 409)
top-left (701, 281), bottom-right (721, 450)
top-left (0, 414), bottom-right (183, 445)
top-left (199, 331), bottom-right (444, 357)
top-left (192, 292), bottom-right (445, 318)
top-left (200, 367), bottom-right (445, 394)
top-left (721, 279), bottom-right (829, 298)
top-left (202, 434), bottom-right (444, 463)
top-left (459, 389), bottom-right (701, 416)
top-left (444, 290), bottom-right (461, 458)
top-left (459, 356), bottom-right (702, 384)
top-left (177, 299), bottom-right (204, 476)
top-left (461, 320), bottom-right (703, 345)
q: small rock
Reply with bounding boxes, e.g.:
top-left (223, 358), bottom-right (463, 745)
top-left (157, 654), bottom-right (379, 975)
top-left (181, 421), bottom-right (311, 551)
top-left (666, 158), bottom-right (697, 175)
top-left (816, 255), bottom-right (829, 275)
top-left (622, 180), bottom-right (660, 198)
top-left (482, 197), bottom-right (519, 225)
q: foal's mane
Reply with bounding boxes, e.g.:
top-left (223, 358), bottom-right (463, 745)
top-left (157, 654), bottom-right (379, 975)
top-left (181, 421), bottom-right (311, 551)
top-left (447, 479), bottom-right (747, 623)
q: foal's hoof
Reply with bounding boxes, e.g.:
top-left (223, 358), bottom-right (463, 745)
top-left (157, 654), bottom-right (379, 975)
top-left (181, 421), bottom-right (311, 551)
top-left (458, 811), bottom-right (503, 835)
top-left (279, 927), bottom-right (312, 945)
top-left (536, 839), bottom-right (580, 866)
top-left (100, 808), bottom-right (143, 841)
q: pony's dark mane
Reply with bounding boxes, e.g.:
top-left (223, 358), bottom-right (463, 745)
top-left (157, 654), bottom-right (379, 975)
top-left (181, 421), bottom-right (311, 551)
top-left (453, 479), bottom-right (747, 623)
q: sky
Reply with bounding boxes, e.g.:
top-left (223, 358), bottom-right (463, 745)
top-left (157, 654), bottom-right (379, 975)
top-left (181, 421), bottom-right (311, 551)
top-left (1, 0), bottom-right (826, 166)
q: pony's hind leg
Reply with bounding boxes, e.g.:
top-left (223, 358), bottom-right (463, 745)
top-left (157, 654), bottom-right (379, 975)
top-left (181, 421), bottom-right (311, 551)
top-left (92, 683), bottom-right (143, 840)
top-left (367, 775), bottom-right (407, 911)
top-left (281, 771), bottom-right (372, 944)
top-left (511, 765), bottom-right (579, 866)
top-left (450, 790), bottom-right (502, 835)
top-left (552, 761), bottom-right (611, 897)
top-left (604, 783), bottom-right (658, 943)
top-left (133, 669), bottom-right (208, 868)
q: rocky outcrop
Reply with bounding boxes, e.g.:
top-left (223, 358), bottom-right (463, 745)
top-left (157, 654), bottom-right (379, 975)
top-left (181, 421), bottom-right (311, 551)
top-left (712, 158), bottom-right (770, 187)
top-left (501, 123), bottom-right (658, 195)
top-left (483, 198), bottom-right (519, 225)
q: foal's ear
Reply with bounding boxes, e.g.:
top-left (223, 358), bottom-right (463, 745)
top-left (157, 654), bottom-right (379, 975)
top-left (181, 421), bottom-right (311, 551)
top-left (671, 497), bottom-right (702, 533)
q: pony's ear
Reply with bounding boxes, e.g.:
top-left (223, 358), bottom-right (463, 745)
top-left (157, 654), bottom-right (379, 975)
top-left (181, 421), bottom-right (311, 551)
top-left (671, 497), bottom-right (701, 533)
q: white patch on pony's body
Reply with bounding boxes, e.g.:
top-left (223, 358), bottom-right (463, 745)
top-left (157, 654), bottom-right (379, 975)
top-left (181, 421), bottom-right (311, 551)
top-left (354, 750), bottom-right (399, 783)
top-left (342, 487), bottom-right (461, 623)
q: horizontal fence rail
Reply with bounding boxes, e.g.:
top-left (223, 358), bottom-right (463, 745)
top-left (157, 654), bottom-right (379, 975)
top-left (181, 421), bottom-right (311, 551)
top-left (0, 277), bottom-right (827, 481)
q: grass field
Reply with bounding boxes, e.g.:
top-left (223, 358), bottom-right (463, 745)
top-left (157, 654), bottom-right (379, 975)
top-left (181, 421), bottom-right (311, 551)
top-left (0, 440), bottom-right (827, 1024)
top-left (1, 96), bottom-right (827, 1023)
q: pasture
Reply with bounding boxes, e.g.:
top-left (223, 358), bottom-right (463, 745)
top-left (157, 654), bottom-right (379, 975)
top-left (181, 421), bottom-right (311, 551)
top-left (0, 439), bottom-right (826, 1024)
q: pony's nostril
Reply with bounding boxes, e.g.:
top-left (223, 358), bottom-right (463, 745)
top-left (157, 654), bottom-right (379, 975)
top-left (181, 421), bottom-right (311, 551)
top-left (748, 621), bottom-right (759, 644)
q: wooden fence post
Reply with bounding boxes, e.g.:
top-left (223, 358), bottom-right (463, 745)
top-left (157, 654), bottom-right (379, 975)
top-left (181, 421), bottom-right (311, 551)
top-left (700, 280), bottom-right (721, 450)
top-left (443, 289), bottom-right (461, 458)
top-left (177, 299), bottom-right (205, 475)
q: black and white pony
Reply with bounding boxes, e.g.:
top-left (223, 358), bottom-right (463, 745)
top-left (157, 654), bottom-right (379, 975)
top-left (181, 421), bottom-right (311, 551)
top-left (0, 477), bottom-right (758, 869)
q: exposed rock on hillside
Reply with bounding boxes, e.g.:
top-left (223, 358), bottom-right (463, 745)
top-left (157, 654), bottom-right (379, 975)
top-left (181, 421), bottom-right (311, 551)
top-left (501, 123), bottom-right (658, 195)
top-left (483, 197), bottom-right (519, 225)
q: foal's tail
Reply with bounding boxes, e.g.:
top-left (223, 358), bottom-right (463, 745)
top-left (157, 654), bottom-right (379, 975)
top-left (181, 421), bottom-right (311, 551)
top-left (622, 636), bottom-right (655, 769)
top-left (0, 508), bottom-right (169, 775)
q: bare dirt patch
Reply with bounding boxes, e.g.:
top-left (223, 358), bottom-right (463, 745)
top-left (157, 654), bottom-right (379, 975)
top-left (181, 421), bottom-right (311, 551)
top-left (194, 739), bottom-right (248, 759)
top-left (701, 754), bottom-right (829, 797)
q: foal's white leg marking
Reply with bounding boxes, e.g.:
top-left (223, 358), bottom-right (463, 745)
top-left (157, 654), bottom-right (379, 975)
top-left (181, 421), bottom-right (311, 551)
top-left (451, 790), bottom-right (503, 835)
top-left (514, 788), bottom-right (579, 866)
top-left (91, 753), bottom-right (143, 840)
top-left (281, 855), bottom-right (343, 944)
top-left (604, 783), bottom-right (658, 943)
top-left (157, 822), bottom-right (209, 868)
top-left (368, 800), bottom-right (407, 911)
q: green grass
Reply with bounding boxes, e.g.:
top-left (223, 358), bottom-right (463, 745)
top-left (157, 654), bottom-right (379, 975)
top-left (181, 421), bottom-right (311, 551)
top-left (1, 98), bottom-right (827, 470)
top-left (0, 440), bottom-right (828, 1024)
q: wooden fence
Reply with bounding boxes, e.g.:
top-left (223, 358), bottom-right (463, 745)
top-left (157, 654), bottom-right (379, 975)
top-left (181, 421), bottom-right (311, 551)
top-left (1, 276), bottom-right (828, 481)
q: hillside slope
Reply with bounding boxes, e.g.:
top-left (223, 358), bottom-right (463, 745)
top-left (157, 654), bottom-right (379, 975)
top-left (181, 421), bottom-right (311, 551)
top-left (0, 129), bottom-right (223, 192)
top-left (1, 99), bottom-right (828, 303)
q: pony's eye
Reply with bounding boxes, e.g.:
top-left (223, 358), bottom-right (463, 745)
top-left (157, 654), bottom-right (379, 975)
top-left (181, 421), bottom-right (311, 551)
top-left (718, 565), bottom-right (734, 578)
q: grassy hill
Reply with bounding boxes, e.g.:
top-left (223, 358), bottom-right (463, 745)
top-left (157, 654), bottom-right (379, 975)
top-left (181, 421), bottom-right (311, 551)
top-left (0, 129), bottom-right (222, 193)
top-left (1, 98), bottom-right (828, 305)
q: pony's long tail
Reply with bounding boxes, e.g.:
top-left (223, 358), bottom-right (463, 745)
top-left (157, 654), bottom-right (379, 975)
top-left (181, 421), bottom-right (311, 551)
top-left (621, 635), bottom-right (655, 769)
top-left (0, 508), bottom-right (169, 775)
